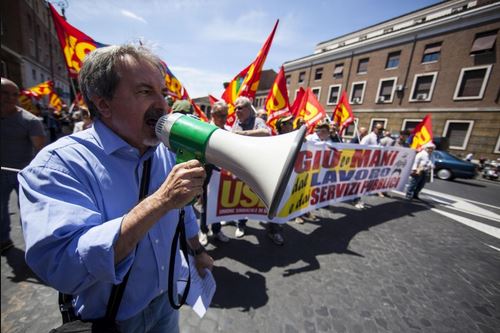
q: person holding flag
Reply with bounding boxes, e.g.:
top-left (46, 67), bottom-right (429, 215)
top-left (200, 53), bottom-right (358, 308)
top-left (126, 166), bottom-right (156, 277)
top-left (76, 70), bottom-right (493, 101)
top-left (222, 20), bottom-right (279, 127)
top-left (407, 114), bottom-right (433, 151)
top-left (406, 141), bottom-right (436, 201)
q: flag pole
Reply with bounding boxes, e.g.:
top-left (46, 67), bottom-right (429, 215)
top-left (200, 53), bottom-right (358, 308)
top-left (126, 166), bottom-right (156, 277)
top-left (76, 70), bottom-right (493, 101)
top-left (354, 118), bottom-right (360, 142)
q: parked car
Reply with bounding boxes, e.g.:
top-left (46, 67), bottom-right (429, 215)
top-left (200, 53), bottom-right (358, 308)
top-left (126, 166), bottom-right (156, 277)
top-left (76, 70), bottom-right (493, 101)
top-left (432, 150), bottom-right (477, 180)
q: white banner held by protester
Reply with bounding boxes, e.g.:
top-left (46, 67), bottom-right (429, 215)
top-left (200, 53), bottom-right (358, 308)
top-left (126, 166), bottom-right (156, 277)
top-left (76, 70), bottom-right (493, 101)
top-left (206, 142), bottom-right (416, 224)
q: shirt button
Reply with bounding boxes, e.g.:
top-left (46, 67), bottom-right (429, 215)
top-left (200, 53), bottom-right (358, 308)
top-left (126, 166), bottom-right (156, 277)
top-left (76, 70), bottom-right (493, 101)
top-left (161, 265), bottom-right (165, 271)
top-left (155, 239), bottom-right (159, 244)
top-left (160, 289), bottom-right (164, 294)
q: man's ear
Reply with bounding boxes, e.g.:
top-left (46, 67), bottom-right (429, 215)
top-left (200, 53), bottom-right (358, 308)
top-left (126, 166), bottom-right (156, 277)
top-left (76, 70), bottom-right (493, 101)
top-left (91, 96), bottom-right (112, 118)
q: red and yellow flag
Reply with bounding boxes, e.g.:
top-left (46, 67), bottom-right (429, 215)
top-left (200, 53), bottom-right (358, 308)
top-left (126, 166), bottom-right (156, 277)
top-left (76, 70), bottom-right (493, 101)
top-left (264, 66), bottom-right (290, 134)
top-left (333, 91), bottom-right (354, 134)
top-left (163, 62), bottom-right (189, 100)
top-left (221, 20), bottom-right (279, 126)
top-left (27, 80), bottom-right (54, 97)
top-left (161, 61), bottom-right (208, 121)
top-left (190, 99), bottom-right (209, 122)
top-left (18, 91), bottom-right (36, 113)
top-left (293, 88), bottom-right (327, 134)
top-left (49, 92), bottom-right (64, 112)
top-left (49, 4), bottom-right (106, 77)
top-left (290, 87), bottom-right (305, 118)
top-left (408, 114), bottom-right (433, 151)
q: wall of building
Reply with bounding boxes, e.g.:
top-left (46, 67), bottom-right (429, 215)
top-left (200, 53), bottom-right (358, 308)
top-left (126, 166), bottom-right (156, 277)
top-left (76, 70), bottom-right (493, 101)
top-left (283, 1), bottom-right (500, 159)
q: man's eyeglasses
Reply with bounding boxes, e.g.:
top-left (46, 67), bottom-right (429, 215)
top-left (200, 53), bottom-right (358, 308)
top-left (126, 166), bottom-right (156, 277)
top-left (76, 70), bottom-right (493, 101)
top-left (234, 106), bottom-right (246, 111)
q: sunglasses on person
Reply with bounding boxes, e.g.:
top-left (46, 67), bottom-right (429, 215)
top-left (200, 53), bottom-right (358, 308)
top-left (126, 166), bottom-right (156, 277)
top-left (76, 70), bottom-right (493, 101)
top-left (234, 105), bottom-right (246, 111)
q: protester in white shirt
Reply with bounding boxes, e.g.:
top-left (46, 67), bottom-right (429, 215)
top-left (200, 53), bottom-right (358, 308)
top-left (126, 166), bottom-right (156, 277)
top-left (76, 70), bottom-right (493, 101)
top-left (406, 142), bottom-right (436, 200)
top-left (360, 123), bottom-right (383, 146)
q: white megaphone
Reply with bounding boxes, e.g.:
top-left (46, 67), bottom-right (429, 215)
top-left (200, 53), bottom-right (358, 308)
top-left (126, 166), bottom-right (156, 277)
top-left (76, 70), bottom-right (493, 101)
top-left (156, 113), bottom-right (306, 219)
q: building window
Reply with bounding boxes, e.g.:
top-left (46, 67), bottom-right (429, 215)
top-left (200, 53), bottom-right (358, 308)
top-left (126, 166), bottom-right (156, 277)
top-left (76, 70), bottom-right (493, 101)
top-left (333, 63), bottom-right (344, 79)
top-left (370, 118), bottom-right (388, 131)
top-left (314, 67), bottom-right (323, 81)
top-left (298, 71), bottom-right (305, 84)
top-left (327, 85), bottom-right (341, 105)
top-left (470, 30), bottom-right (497, 55)
top-left (409, 72), bottom-right (438, 102)
top-left (285, 75), bottom-right (291, 85)
top-left (442, 120), bottom-right (474, 150)
top-left (386, 51), bottom-right (400, 69)
top-left (311, 87), bottom-right (321, 100)
top-left (422, 42), bottom-right (442, 63)
top-left (350, 81), bottom-right (366, 104)
top-left (32, 69), bottom-right (36, 80)
top-left (453, 65), bottom-right (492, 100)
top-left (401, 119), bottom-right (422, 132)
top-left (357, 58), bottom-right (369, 74)
top-left (376, 78), bottom-right (397, 103)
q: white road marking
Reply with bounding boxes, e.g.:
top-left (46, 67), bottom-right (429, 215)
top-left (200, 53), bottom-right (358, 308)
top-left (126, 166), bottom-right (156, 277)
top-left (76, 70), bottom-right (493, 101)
top-left (422, 189), bottom-right (500, 223)
top-left (422, 189), bottom-right (500, 212)
top-left (486, 244), bottom-right (500, 252)
top-left (431, 208), bottom-right (500, 239)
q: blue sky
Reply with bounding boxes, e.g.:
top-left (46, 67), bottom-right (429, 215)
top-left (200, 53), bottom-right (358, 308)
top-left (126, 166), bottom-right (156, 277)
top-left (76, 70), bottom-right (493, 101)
top-left (59, 0), bottom-right (441, 98)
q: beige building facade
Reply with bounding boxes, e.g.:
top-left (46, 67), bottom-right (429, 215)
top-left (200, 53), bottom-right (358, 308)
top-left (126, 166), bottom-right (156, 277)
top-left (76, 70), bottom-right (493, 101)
top-left (283, 0), bottom-right (500, 159)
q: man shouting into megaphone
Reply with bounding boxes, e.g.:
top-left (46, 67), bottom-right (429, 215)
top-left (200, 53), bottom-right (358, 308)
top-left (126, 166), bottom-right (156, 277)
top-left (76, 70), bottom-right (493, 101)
top-left (19, 44), bottom-right (213, 333)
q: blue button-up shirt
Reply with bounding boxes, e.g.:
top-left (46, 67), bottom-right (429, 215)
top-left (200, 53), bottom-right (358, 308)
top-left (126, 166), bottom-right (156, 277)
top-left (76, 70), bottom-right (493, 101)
top-left (18, 120), bottom-right (199, 321)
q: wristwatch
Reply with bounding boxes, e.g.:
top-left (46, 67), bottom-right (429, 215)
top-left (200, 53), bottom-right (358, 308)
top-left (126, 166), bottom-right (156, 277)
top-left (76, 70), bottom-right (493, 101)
top-left (188, 246), bottom-right (206, 256)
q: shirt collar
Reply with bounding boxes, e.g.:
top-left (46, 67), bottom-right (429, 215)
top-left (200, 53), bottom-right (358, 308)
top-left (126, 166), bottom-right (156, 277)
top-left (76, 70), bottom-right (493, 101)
top-left (91, 119), bottom-right (156, 159)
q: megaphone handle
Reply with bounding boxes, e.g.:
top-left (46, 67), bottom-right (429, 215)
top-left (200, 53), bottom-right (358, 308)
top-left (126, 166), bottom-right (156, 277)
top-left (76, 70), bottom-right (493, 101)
top-left (175, 148), bottom-right (198, 164)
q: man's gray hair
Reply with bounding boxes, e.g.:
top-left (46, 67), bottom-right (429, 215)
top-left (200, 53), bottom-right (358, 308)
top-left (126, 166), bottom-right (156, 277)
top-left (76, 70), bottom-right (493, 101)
top-left (234, 96), bottom-right (252, 108)
top-left (78, 44), bottom-right (165, 118)
top-left (211, 100), bottom-right (228, 114)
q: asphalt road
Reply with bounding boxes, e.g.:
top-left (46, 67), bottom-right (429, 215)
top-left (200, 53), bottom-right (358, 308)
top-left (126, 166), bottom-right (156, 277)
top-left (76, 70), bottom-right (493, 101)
top-left (2, 178), bottom-right (500, 333)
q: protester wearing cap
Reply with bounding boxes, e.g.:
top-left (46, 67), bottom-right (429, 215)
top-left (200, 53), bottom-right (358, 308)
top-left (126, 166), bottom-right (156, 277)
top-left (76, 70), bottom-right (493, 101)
top-left (276, 115), bottom-right (294, 134)
top-left (171, 99), bottom-right (193, 115)
top-left (406, 141), bottom-right (436, 200)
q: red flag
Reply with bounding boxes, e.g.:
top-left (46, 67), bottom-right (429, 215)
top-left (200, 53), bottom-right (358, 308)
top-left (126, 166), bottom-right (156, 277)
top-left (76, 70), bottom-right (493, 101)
top-left (18, 92), bottom-right (36, 113)
top-left (49, 92), bottom-right (64, 112)
top-left (159, 61), bottom-right (208, 121)
top-left (208, 95), bottom-right (219, 107)
top-left (294, 88), bottom-right (327, 134)
top-left (264, 66), bottom-right (290, 134)
top-left (190, 99), bottom-right (209, 122)
top-left (332, 91), bottom-right (354, 134)
top-left (222, 20), bottom-right (278, 103)
top-left (290, 87), bottom-right (305, 118)
top-left (49, 3), bottom-right (106, 77)
top-left (408, 114), bottom-right (433, 151)
top-left (221, 20), bottom-right (279, 127)
top-left (26, 80), bottom-right (54, 98)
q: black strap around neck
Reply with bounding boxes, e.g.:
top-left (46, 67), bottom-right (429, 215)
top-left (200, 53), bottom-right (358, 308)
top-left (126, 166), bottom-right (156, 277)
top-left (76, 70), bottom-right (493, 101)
top-left (59, 157), bottom-right (153, 323)
top-left (105, 157), bottom-right (152, 320)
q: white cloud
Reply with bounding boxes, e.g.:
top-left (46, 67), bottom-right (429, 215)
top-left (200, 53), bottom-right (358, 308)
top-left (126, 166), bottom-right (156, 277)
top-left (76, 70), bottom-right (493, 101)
top-left (200, 10), bottom-right (275, 43)
top-left (120, 9), bottom-right (147, 24)
top-left (170, 65), bottom-right (229, 99)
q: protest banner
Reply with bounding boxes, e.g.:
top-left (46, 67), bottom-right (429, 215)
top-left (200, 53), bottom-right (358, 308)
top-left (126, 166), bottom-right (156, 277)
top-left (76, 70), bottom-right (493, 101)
top-left (206, 142), bottom-right (416, 224)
